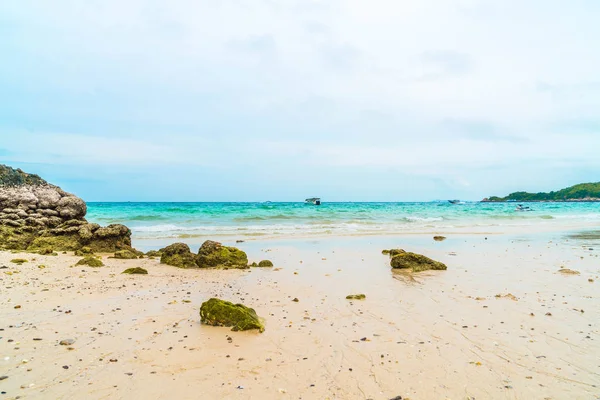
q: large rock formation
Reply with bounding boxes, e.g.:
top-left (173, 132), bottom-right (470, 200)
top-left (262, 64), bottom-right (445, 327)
top-left (0, 164), bottom-right (132, 252)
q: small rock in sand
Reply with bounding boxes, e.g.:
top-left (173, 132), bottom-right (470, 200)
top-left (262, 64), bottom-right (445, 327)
top-left (346, 294), bottom-right (366, 300)
top-left (558, 268), bottom-right (580, 275)
top-left (60, 339), bottom-right (75, 346)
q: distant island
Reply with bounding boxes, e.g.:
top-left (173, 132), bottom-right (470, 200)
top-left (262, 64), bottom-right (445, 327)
top-left (482, 182), bottom-right (600, 202)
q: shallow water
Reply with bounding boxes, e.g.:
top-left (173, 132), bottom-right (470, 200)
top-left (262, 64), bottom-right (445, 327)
top-left (86, 201), bottom-right (600, 245)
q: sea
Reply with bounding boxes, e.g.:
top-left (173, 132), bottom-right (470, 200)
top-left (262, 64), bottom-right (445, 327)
top-left (86, 202), bottom-right (600, 245)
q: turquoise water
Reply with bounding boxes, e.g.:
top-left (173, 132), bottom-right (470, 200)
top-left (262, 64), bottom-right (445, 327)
top-left (86, 202), bottom-right (600, 241)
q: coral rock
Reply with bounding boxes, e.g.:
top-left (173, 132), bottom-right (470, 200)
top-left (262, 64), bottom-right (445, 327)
top-left (195, 240), bottom-right (248, 269)
top-left (200, 298), bottom-right (264, 332)
top-left (390, 252), bottom-right (447, 272)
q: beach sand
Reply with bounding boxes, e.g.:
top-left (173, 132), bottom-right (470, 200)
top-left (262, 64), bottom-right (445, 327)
top-left (1, 234), bottom-right (598, 399)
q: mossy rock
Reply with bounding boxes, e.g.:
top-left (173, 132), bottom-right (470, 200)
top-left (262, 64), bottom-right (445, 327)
top-left (28, 235), bottom-right (81, 252)
top-left (257, 260), bottom-right (273, 267)
top-left (112, 249), bottom-right (139, 259)
top-left (195, 240), bottom-right (248, 269)
top-left (390, 252), bottom-right (447, 272)
top-left (346, 294), bottom-right (366, 300)
top-left (0, 226), bottom-right (36, 250)
top-left (122, 267), bottom-right (148, 275)
top-left (433, 236), bottom-right (447, 241)
top-left (383, 249), bottom-right (406, 257)
top-left (145, 250), bottom-right (162, 258)
top-left (10, 258), bottom-right (28, 264)
top-left (199, 298), bottom-right (264, 332)
top-left (75, 256), bottom-right (104, 267)
top-left (160, 243), bottom-right (197, 268)
top-left (74, 246), bottom-right (94, 256)
top-left (36, 247), bottom-right (55, 255)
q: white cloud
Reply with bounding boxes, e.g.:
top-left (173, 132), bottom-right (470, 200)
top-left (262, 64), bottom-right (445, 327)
top-left (1, 0), bottom-right (600, 199)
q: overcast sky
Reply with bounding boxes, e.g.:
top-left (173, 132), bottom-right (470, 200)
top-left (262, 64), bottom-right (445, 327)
top-left (1, 0), bottom-right (599, 201)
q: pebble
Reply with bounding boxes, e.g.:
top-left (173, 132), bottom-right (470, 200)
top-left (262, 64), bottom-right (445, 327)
top-left (0, 376), bottom-right (7, 381)
top-left (59, 339), bottom-right (75, 346)
top-left (292, 298), bottom-right (299, 302)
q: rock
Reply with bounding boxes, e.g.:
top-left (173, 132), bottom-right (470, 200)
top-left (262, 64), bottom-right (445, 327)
top-left (112, 250), bottom-right (139, 259)
top-left (0, 164), bottom-right (133, 253)
top-left (160, 243), bottom-right (197, 268)
top-left (0, 376), bottom-right (7, 381)
top-left (10, 258), bottom-right (27, 264)
top-left (36, 247), bottom-right (55, 255)
top-left (59, 339), bottom-right (75, 346)
top-left (122, 267), bottom-right (148, 275)
top-left (382, 249), bottom-right (406, 256)
top-left (558, 268), bottom-right (580, 275)
top-left (390, 252), bottom-right (447, 272)
top-left (75, 256), bottom-right (104, 267)
top-left (257, 260), bottom-right (273, 267)
top-left (433, 236), bottom-right (446, 241)
top-left (195, 240), bottom-right (248, 269)
top-left (74, 247), bottom-right (93, 256)
top-left (56, 196), bottom-right (86, 219)
top-left (145, 250), bottom-right (162, 258)
top-left (346, 294), bottom-right (366, 300)
top-left (200, 298), bottom-right (264, 332)
top-left (495, 293), bottom-right (518, 301)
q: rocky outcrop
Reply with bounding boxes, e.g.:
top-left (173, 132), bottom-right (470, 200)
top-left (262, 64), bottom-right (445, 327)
top-left (0, 164), bottom-right (132, 252)
top-left (200, 298), bottom-right (264, 332)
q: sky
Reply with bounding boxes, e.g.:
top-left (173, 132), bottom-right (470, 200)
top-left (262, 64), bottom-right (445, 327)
top-left (1, 0), bottom-right (599, 201)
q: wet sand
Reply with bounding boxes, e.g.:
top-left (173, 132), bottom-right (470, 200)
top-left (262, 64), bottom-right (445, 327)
top-left (1, 234), bottom-right (599, 399)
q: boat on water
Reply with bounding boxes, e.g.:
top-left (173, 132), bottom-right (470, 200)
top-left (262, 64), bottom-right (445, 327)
top-left (305, 197), bottom-right (321, 205)
top-left (515, 204), bottom-right (533, 212)
top-left (448, 200), bottom-right (461, 204)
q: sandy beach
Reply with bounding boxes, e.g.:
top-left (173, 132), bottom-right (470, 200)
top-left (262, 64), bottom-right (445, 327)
top-left (1, 233), bottom-right (598, 400)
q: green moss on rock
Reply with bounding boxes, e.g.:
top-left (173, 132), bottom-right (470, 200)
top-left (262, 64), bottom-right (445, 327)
top-left (122, 267), bottom-right (148, 275)
top-left (346, 294), bottom-right (366, 300)
top-left (390, 252), bottom-right (447, 272)
top-left (76, 256), bottom-right (104, 267)
top-left (74, 246), bottom-right (93, 256)
top-left (10, 258), bottom-right (27, 264)
top-left (36, 247), bottom-right (55, 255)
top-left (195, 240), bottom-right (248, 269)
top-left (145, 250), bottom-right (162, 258)
top-left (257, 260), bottom-right (273, 267)
top-left (112, 249), bottom-right (139, 259)
top-left (160, 243), bottom-right (197, 268)
top-left (199, 298), bottom-right (264, 332)
top-left (382, 249), bottom-right (406, 256)
top-left (433, 236), bottom-right (447, 241)
top-left (27, 235), bottom-right (81, 252)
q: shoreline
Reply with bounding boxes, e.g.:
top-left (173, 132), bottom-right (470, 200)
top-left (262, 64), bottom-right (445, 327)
top-left (1, 232), bottom-right (598, 399)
